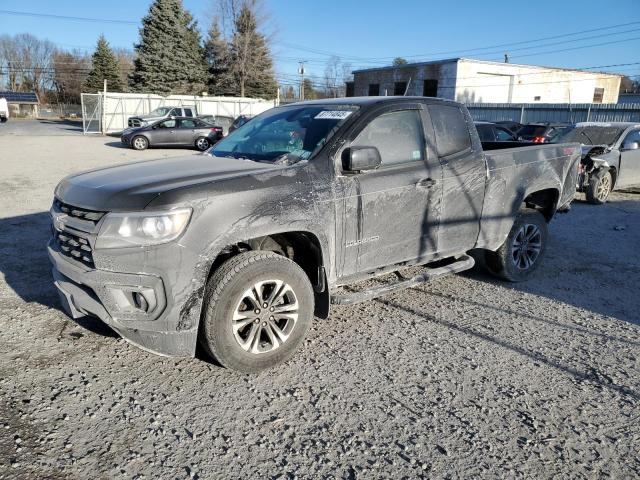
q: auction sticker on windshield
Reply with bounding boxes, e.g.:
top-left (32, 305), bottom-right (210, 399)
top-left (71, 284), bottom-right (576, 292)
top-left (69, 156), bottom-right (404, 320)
top-left (315, 111), bottom-right (353, 120)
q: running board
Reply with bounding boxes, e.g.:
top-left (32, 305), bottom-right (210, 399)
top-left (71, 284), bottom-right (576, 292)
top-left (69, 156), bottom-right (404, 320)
top-left (330, 255), bottom-right (475, 306)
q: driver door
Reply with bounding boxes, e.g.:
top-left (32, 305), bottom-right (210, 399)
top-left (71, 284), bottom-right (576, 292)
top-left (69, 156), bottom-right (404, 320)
top-left (337, 104), bottom-right (443, 277)
top-left (152, 118), bottom-right (178, 145)
top-left (618, 129), bottom-right (640, 187)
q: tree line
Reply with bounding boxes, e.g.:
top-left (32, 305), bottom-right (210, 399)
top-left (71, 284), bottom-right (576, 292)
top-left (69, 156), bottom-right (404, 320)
top-left (0, 0), bottom-right (278, 102)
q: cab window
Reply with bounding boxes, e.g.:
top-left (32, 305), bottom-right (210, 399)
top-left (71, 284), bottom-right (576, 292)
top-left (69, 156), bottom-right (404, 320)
top-left (429, 105), bottom-right (472, 157)
top-left (180, 119), bottom-right (197, 129)
top-left (158, 119), bottom-right (176, 128)
top-left (351, 110), bottom-right (425, 166)
top-left (623, 130), bottom-right (640, 145)
top-left (495, 127), bottom-right (514, 141)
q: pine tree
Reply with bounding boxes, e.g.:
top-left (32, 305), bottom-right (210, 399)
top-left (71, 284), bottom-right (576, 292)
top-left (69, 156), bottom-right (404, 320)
top-left (84, 35), bottom-right (123, 92)
top-left (204, 18), bottom-right (234, 96)
top-left (130, 0), bottom-right (207, 95)
top-left (230, 5), bottom-right (277, 99)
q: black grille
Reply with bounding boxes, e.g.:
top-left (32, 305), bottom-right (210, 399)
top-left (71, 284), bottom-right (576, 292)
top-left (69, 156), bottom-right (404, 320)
top-left (53, 199), bottom-right (105, 224)
top-left (55, 230), bottom-right (94, 267)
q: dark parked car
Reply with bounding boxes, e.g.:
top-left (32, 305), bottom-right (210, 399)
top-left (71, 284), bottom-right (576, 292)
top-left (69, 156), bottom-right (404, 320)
top-left (474, 121), bottom-right (518, 142)
top-left (228, 114), bottom-right (253, 134)
top-left (495, 120), bottom-right (523, 133)
top-left (517, 123), bottom-right (569, 143)
top-left (198, 115), bottom-right (234, 136)
top-left (121, 117), bottom-right (222, 151)
top-left (50, 97), bottom-right (579, 372)
top-left (551, 122), bottom-right (640, 204)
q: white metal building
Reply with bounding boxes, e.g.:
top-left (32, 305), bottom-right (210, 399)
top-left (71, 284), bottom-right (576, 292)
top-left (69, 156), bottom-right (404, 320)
top-left (350, 58), bottom-right (622, 104)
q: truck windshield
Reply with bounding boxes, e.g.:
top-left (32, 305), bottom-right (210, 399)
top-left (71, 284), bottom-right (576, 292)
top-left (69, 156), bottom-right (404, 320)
top-left (210, 105), bottom-right (358, 164)
top-left (149, 107), bottom-right (172, 116)
top-left (551, 126), bottom-right (626, 146)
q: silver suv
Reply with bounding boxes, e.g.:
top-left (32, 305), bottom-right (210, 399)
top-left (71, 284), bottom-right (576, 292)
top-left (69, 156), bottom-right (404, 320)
top-left (127, 105), bottom-right (196, 128)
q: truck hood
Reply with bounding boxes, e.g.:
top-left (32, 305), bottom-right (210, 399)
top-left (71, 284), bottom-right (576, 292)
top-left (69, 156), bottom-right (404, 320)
top-left (55, 155), bottom-right (274, 211)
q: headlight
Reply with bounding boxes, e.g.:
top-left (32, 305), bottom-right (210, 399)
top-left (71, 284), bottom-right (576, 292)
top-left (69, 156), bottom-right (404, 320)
top-left (95, 208), bottom-right (192, 249)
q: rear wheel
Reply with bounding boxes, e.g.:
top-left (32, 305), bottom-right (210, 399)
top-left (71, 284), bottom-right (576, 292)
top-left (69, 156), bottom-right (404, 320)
top-left (585, 169), bottom-right (612, 204)
top-left (485, 208), bottom-right (548, 282)
top-left (132, 135), bottom-right (149, 151)
top-left (195, 137), bottom-right (210, 151)
top-left (200, 251), bottom-right (314, 373)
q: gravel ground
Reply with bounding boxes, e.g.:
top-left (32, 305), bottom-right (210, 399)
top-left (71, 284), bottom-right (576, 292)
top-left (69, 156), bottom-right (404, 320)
top-left (1, 121), bottom-right (639, 479)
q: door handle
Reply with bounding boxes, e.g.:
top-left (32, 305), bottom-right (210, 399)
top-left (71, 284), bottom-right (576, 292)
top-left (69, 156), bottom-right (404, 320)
top-left (416, 178), bottom-right (437, 188)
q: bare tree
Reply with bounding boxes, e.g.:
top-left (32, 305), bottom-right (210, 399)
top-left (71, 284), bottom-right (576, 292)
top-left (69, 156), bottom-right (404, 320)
top-left (52, 49), bottom-right (90, 104)
top-left (0, 33), bottom-right (56, 96)
top-left (324, 56), bottom-right (351, 98)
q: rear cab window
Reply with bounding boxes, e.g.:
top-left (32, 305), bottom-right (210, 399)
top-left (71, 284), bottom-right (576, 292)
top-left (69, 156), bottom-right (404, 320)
top-left (429, 105), bottom-right (472, 157)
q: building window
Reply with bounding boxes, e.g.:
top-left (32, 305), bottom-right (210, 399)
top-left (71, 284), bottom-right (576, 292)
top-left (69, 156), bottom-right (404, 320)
top-left (423, 79), bottom-right (438, 97)
top-left (593, 87), bottom-right (605, 103)
top-left (345, 82), bottom-right (354, 97)
top-left (368, 83), bottom-right (380, 96)
top-left (394, 82), bottom-right (407, 96)
top-left (534, 96), bottom-right (541, 101)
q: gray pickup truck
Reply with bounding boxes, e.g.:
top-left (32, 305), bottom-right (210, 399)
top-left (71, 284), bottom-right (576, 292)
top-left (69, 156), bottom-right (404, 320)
top-left (49, 97), bottom-right (579, 372)
top-left (127, 105), bottom-right (197, 128)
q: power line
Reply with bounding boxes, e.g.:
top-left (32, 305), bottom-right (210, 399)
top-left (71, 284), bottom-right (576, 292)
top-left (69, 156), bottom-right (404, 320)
top-left (0, 9), bottom-right (138, 25)
top-left (276, 20), bottom-right (640, 62)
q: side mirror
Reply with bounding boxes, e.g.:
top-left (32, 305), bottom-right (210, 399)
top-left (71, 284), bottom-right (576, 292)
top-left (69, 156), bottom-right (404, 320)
top-left (622, 141), bottom-right (639, 151)
top-left (342, 146), bottom-right (382, 172)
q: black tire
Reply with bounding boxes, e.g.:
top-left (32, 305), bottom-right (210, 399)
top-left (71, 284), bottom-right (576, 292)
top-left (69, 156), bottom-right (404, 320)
top-left (485, 208), bottom-right (548, 282)
top-left (200, 251), bottom-right (314, 373)
top-left (585, 169), bottom-right (612, 204)
top-left (0, 117), bottom-right (7, 123)
top-left (131, 135), bottom-right (149, 151)
top-left (195, 137), bottom-right (210, 151)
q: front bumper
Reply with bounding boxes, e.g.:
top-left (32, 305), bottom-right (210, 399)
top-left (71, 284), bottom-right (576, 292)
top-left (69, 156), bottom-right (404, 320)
top-left (48, 242), bottom-right (198, 357)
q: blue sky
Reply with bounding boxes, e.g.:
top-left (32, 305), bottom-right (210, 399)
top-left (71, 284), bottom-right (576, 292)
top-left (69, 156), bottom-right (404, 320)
top-left (1, 0), bottom-right (639, 86)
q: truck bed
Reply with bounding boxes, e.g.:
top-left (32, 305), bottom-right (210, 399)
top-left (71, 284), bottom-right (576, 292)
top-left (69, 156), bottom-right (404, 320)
top-left (476, 142), bottom-right (581, 251)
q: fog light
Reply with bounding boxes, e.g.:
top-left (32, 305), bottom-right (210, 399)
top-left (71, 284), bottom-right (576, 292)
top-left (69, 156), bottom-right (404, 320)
top-left (133, 291), bottom-right (149, 312)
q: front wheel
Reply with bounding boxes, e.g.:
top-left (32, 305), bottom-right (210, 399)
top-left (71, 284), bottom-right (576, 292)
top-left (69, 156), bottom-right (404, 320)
top-left (585, 169), bottom-right (612, 204)
top-left (132, 135), bottom-right (149, 151)
top-left (485, 208), bottom-right (548, 282)
top-left (200, 251), bottom-right (314, 373)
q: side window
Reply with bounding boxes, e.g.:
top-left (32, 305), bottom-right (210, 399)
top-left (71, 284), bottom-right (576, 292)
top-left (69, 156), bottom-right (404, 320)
top-left (495, 127), bottom-right (514, 141)
top-left (159, 119), bottom-right (176, 128)
top-left (623, 130), bottom-right (640, 145)
top-left (475, 124), bottom-right (494, 142)
top-left (184, 108), bottom-right (193, 116)
top-left (429, 105), bottom-right (472, 157)
top-left (351, 110), bottom-right (425, 166)
top-left (168, 108), bottom-right (180, 116)
top-left (180, 119), bottom-right (197, 129)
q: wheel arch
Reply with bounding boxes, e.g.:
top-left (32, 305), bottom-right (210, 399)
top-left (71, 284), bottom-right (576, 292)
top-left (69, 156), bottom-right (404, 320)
top-left (522, 187), bottom-right (560, 222)
top-left (203, 230), bottom-right (330, 320)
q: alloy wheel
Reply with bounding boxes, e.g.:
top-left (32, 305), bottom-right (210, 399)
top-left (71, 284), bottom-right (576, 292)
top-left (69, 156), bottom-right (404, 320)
top-left (232, 279), bottom-right (299, 354)
top-left (596, 174), bottom-right (611, 202)
top-left (510, 224), bottom-right (542, 270)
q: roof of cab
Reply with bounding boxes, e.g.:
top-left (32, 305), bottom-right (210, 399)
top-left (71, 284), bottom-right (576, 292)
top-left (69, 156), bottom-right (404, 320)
top-left (285, 96), bottom-right (460, 107)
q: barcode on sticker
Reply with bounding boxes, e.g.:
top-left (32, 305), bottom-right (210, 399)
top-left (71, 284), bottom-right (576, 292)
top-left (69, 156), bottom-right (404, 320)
top-left (315, 111), bottom-right (353, 120)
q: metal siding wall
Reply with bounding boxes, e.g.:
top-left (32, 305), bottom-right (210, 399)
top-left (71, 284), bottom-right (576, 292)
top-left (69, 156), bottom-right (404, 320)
top-left (466, 103), bottom-right (640, 123)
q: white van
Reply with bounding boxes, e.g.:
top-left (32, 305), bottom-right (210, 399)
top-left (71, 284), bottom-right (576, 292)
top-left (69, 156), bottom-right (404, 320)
top-left (0, 98), bottom-right (9, 123)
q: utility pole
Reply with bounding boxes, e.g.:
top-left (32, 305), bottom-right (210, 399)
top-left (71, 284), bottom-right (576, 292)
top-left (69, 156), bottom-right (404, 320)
top-left (298, 61), bottom-right (306, 100)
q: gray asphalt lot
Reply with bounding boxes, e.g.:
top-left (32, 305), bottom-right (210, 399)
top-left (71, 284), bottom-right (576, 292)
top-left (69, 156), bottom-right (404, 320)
top-left (0, 120), bottom-right (639, 479)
